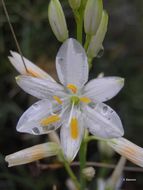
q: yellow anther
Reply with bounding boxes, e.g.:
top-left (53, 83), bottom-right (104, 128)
top-left (70, 118), bottom-right (79, 139)
top-left (40, 115), bottom-right (60, 126)
top-left (80, 97), bottom-right (91, 104)
top-left (67, 84), bottom-right (77, 94)
top-left (53, 96), bottom-right (62, 104)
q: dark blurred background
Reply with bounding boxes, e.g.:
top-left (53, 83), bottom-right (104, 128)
top-left (0, 0), bottom-right (143, 189)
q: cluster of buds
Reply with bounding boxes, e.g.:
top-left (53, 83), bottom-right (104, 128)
top-left (48, 0), bottom-right (108, 59)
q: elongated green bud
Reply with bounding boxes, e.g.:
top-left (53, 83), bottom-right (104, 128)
top-left (84, 0), bottom-right (103, 35)
top-left (87, 10), bottom-right (108, 58)
top-left (68, 0), bottom-right (81, 10)
top-left (48, 0), bottom-right (69, 42)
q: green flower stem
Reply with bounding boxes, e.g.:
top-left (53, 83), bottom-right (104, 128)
top-left (77, 17), bottom-right (83, 43)
top-left (84, 34), bottom-right (92, 51)
top-left (74, 10), bottom-right (83, 44)
top-left (79, 131), bottom-right (88, 189)
top-left (60, 152), bottom-right (81, 190)
top-left (88, 57), bottom-right (93, 69)
top-left (85, 135), bottom-right (109, 143)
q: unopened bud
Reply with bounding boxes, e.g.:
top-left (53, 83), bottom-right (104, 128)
top-left (87, 10), bottom-right (108, 58)
top-left (108, 137), bottom-right (143, 167)
top-left (84, 0), bottom-right (103, 35)
top-left (5, 142), bottom-right (60, 167)
top-left (98, 140), bottom-right (114, 157)
top-left (106, 156), bottom-right (126, 189)
top-left (68, 0), bottom-right (81, 10)
top-left (48, 0), bottom-right (69, 42)
top-left (82, 167), bottom-right (95, 181)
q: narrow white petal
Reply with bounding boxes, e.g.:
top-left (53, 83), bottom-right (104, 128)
top-left (9, 51), bottom-right (55, 81)
top-left (5, 142), bottom-right (60, 167)
top-left (17, 99), bottom-right (62, 135)
top-left (60, 110), bottom-right (84, 161)
top-left (83, 103), bottom-right (124, 138)
top-left (16, 75), bottom-right (66, 99)
top-left (56, 38), bottom-right (88, 88)
top-left (83, 77), bottom-right (124, 102)
top-left (108, 138), bottom-right (143, 167)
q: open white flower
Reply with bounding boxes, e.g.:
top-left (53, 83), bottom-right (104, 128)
top-left (9, 38), bottom-right (124, 161)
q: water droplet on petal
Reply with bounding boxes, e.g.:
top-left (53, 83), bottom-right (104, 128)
top-left (102, 105), bottom-right (108, 114)
top-left (59, 57), bottom-right (64, 62)
top-left (32, 127), bottom-right (40, 134)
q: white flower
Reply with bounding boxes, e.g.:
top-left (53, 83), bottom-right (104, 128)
top-left (9, 38), bottom-right (124, 161)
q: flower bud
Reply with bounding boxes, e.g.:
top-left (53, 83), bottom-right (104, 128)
top-left (5, 142), bottom-right (60, 167)
top-left (106, 157), bottom-right (126, 189)
top-left (48, 0), bottom-right (69, 42)
top-left (98, 140), bottom-right (114, 157)
top-left (68, 0), bottom-right (81, 10)
top-left (87, 10), bottom-right (108, 58)
top-left (82, 167), bottom-right (95, 181)
top-left (84, 0), bottom-right (103, 35)
top-left (108, 137), bottom-right (143, 167)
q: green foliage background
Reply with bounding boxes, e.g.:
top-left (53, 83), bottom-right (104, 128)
top-left (0, 0), bottom-right (143, 189)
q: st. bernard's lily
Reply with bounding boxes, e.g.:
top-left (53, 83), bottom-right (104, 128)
top-left (8, 38), bottom-right (124, 161)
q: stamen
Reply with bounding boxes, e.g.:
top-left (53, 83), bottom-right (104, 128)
top-left (80, 97), bottom-right (91, 104)
top-left (70, 118), bottom-right (79, 139)
top-left (67, 84), bottom-right (77, 94)
top-left (40, 115), bottom-right (60, 126)
top-left (53, 96), bottom-right (62, 104)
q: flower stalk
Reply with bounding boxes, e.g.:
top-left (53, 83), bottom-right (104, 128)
top-left (79, 131), bottom-right (88, 189)
top-left (59, 152), bottom-right (81, 190)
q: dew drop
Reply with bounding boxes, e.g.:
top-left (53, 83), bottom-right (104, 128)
top-left (102, 106), bottom-right (108, 114)
top-left (97, 47), bottom-right (104, 58)
top-left (33, 103), bottom-right (39, 110)
top-left (89, 102), bottom-right (96, 108)
top-left (32, 127), bottom-right (40, 134)
top-left (59, 57), bottom-right (64, 62)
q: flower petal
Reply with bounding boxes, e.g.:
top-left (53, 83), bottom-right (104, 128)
top-left (8, 51), bottom-right (55, 81)
top-left (5, 142), bottom-right (60, 167)
top-left (56, 38), bottom-right (89, 88)
top-left (17, 99), bottom-right (62, 135)
top-left (83, 77), bottom-right (124, 102)
top-left (108, 138), bottom-right (143, 167)
top-left (16, 75), bottom-right (66, 99)
top-left (83, 103), bottom-right (124, 138)
top-left (60, 111), bottom-right (84, 161)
